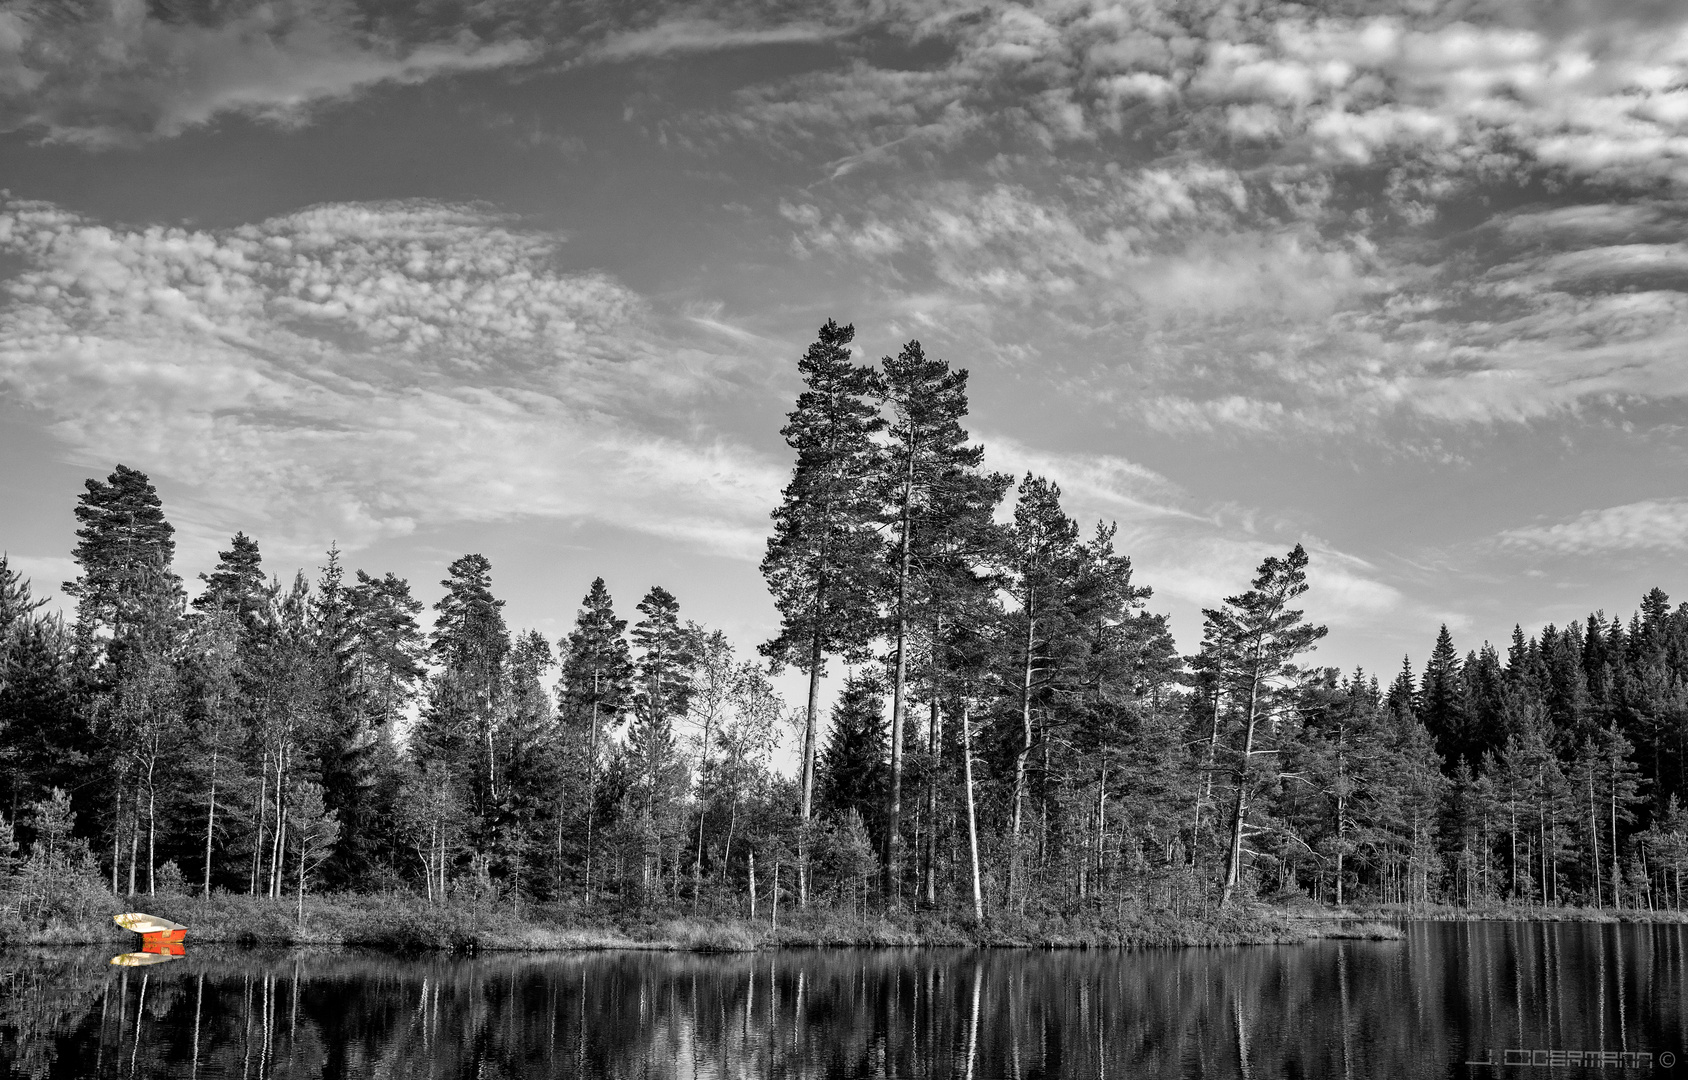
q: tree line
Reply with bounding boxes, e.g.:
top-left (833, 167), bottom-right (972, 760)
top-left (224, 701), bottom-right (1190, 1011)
top-left (3, 319), bottom-right (1688, 920)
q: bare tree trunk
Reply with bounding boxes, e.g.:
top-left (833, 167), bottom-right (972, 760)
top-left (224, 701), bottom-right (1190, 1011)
top-left (203, 747), bottom-right (219, 896)
top-left (799, 632), bottom-right (822, 907)
top-left (1094, 764), bottom-right (1107, 899)
top-left (885, 461), bottom-right (914, 907)
top-left (146, 758), bottom-right (157, 896)
top-left (1194, 689), bottom-right (1222, 863)
top-left (748, 846), bottom-right (757, 921)
top-left (297, 841), bottom-right (306, 929)
top-left (1220, 674), bottom-right (1262, 908)
top-left (961, 701), bottom-right (983, 923)
top-left (1589, 774), bottom-right (1602, 908)
top-left (1010, 613), bottom-right (1035, 899)
top-left (1611, 772), bottom-right (1621, 912)
top-left (128, 786), bottom-right (140, 896)
top-left (693, 706), bottom-right (715, 913)
top-left (251, 758), bottom-right (267, 896)
top-left (111, 780), bottom-right (123, 894)
top-left (924, 701), bottom-right (941, 908)
top-left (584, 689), bottom-right (599, 902)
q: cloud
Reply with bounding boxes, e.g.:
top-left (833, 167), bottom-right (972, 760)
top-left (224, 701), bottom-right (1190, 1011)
top-left (673, 1), bottom-right (1688, 437)
top-left (980, 433), bottom-right (1201, 526)
top-left (1498, 498), bottom-right (1688, 554)
top-left (0, 198), bottom-right (785, 564)
top-left (0, 0), bottom-right (539, 145)
top-left (584, 18), bottom-right (839, 63)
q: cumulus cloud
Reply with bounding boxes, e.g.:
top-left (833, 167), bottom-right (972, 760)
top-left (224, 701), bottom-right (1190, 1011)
top-left (0, 198), bottom-right (784, 562)
top-left (684, 0), bottom-right (1688, 436)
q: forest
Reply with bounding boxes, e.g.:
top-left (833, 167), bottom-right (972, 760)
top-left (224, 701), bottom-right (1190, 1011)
top-left (2, 318), bottom-right (1687, 931)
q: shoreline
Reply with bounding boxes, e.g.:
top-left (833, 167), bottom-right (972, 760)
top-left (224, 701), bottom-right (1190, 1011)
top-left (18, 894), bottom-right (1688, 955)
top-left (5, 893), bottom-right (1406, 953)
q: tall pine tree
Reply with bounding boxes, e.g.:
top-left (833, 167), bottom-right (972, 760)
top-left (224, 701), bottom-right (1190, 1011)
top-left (760, 319), bottom-right (885, 837)
top-left (1202, 544), bottom-right (1328, 907)
top-left (875, 338), bottom-right (1003, 904)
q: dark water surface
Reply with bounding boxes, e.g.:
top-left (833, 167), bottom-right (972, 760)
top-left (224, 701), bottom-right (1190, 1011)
top-left (3, 922), bottom-right (1688, 1078)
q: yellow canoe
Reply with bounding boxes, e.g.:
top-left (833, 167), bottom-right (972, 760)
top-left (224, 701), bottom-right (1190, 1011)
top-left (109, 952), bottom-right (182, 967)
top-left (113, 912), bottom-right (187, 935)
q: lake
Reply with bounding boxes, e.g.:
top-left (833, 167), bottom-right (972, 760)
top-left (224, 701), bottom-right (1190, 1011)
top-left (3, 921), bottom-right (1686, 1077)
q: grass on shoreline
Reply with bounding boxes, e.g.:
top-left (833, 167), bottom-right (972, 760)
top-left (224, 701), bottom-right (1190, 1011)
top-left (0, 891), bottom-right (1417, 953)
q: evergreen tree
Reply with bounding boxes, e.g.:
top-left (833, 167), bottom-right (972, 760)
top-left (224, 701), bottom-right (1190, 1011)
top-left (817, 674), bottom-right (889, 841)
top-left (556, 578), bottom-right (634, 895)
top-left (628, 586), bottom-right (695, 894)
top-left (875, 338), bottom-right (1005, 903)
top-left (500, 629), bottom-right (562, 895)
top-left (415, 554), bottom-right (510, 843)
top-left (1202, 544), bottom-right (1328, 907)
top-left (346, 570), bottom-right (428, 727)
top-left (1420, 625), bottom-right (1469, 773)
top-left (0, 554), bottom-right (46, 640)
top-left (760, 319), bottom-right (886, 835)
top-left (1463, 642), bottom-right (1507, 764)
top-left (996, 474), bottom-right (1080, 896)
top-left (0, 614), bottom-right (84, 824)
top-left (62, 465), bottom-right (181, 647)
top-left (192, 532), bottom-right (268, 625)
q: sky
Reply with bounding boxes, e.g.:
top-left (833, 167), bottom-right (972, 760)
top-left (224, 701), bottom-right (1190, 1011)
top-left (4, 0), bottom-right (1688, 717)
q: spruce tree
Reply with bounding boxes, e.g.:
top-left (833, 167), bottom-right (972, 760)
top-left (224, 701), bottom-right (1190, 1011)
top-left (501, 629), bottom-right (563, 895)
top-left (556, 577), bottom-right (634, 894)
top-left (816, 674), bottom-right (888, 842)
top-left (628, 586), bottom-right (695, 892)
top-left (760, 319), bottom-right (885, 836)
top-left (1420, 625), bottom-right (1469, 773)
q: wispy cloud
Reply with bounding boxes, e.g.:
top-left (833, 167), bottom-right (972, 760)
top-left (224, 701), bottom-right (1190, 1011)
top-left (0, 198), bottom-right (783, 564)
top-left (0, 0), bottom-right (540, 145)
top-left (584, 18), bottom-right (839, 63)
top-left (1499, 498), bottom-right (1688, 555)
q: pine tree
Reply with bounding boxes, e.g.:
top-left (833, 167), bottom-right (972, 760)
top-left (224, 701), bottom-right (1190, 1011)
top-left (997, 474), bottom-right (1079, 896)
top-left (760, 319), bottom-right (885, 835)
top-left (346, 570), bottom-right (428, 727)
top-left (415, 554), bottom-right (510, 842)
top-left (875, 338), bottom-right (1005, 903)
top-left (1202, 544), bottom-right (1328, 907)
top-left (192, 532), bottom-right (268, 625)
top-left (0, 554), bottom-right (47, 640)
top-left (62, 465), bottom-right (181, 647)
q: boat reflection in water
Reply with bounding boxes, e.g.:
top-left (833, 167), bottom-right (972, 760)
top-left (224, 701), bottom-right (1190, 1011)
top-left (4, 922), bottom-right (1688, 1078)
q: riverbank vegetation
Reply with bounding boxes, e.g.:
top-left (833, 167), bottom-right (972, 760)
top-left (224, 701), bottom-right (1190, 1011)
top-left (3, 319), bottom-right (1688, 948)
top-left (0, 890), bottom-right (1392, 951)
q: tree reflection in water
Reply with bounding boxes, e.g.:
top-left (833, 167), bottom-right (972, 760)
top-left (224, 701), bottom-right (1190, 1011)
top-left (3, 923), bottom-right (1688, 1078)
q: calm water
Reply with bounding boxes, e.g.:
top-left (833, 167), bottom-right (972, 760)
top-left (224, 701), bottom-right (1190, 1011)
top-left (3, 922), bottom-right (1687, 1078)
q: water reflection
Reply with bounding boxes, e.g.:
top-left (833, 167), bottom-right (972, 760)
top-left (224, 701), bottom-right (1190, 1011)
top-left (2, 923), bottom-right (1687, 1078)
